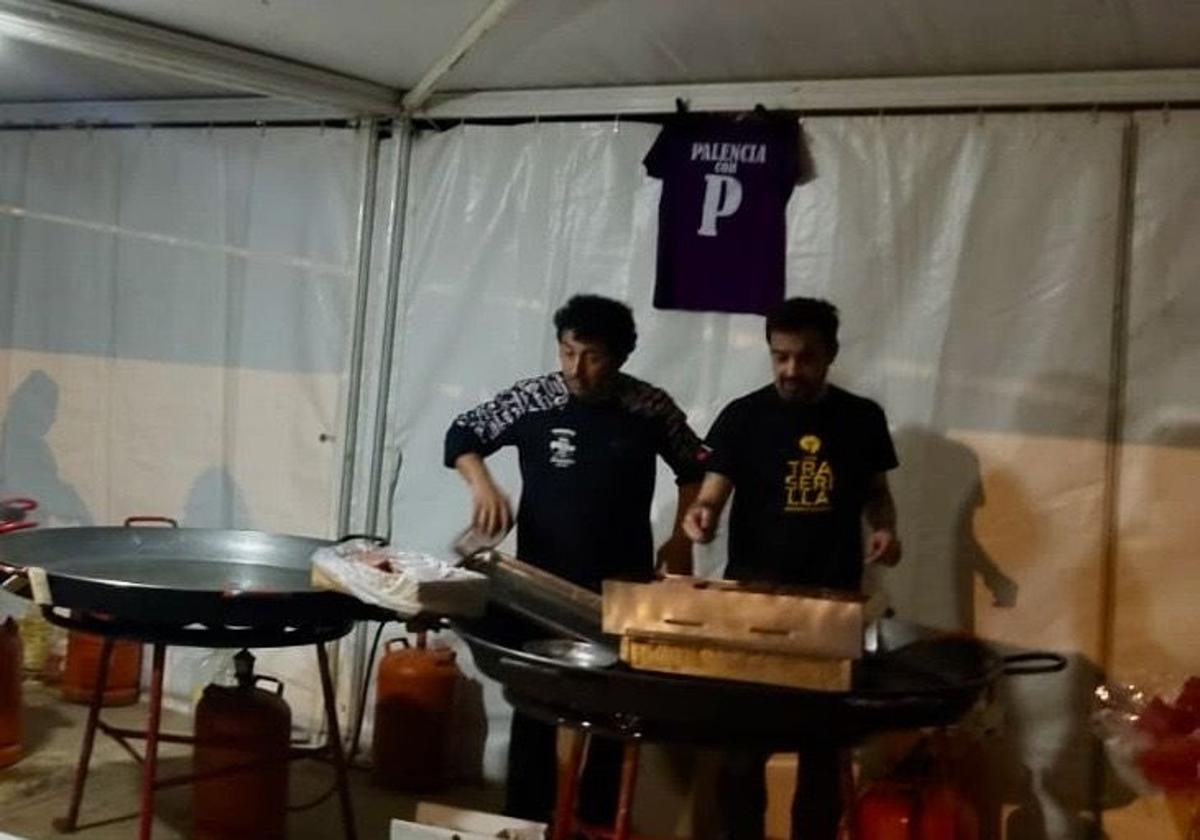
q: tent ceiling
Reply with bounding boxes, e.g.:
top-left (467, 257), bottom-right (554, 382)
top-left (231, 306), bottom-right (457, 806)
top-left (446, 0), bottom-right (1200, 90)
top-left (71, 0), bottom-right (489, 90)
top-left (2, 0), bottom-right (1200, 110)
top-left (79, 0), bottom-right (1200, 90)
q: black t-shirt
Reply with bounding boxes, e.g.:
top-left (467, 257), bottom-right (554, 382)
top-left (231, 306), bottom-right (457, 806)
top-left (704, 384), bottom-right (898, 591)
top-left (444, 372), bottom-right (704, 591)
top-left (643, 113), bottom-right (812, 315)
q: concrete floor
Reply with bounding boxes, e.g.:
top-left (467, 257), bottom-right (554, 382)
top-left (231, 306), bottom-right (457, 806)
top-left (0, 681), bottom-right (502, 840)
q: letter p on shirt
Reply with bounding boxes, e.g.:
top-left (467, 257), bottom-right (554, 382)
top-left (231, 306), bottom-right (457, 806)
top-left (697, 174), bottom-right (743, 236)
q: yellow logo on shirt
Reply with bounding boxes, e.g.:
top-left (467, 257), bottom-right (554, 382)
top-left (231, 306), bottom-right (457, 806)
top-left (785, 435), bottom-right (833, 512)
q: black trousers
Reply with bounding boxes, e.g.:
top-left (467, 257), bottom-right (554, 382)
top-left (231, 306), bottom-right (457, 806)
top-left (503, 711), bottom-right (624, 826)
top-left (716, 747), bottom-right (843, 840)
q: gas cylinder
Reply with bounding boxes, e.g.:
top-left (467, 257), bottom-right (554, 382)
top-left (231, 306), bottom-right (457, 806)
top-left (61, 628), bottom-right (142, 706)
top-left (193, 649), bottom-right (291, 840)
top-left (856, 782), bottom-right (914, 840)
top-left (0, 618), bottom-right (23, 768)
top-left (856, 780), bottom-right (978, 840)
top-left (372, 634), bottom-right (459, 791)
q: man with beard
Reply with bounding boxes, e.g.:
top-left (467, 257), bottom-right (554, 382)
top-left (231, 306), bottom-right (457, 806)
top-left (683, 296), bottom-right (901, 839)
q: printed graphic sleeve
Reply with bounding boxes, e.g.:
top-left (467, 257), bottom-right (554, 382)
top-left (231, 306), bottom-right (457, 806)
top-left (621, 379), bottom-right (705, 485)
top-left (657, 399), bottom-right (706, 485)
top-left (443, 374), bottom-right (569, 468)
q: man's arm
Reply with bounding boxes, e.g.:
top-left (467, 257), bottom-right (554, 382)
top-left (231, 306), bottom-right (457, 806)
top-left (453, 452), bottom-right (512, 537)
top-left (863, 472), bottom-right (901, 566)
top-left (627, 382), bottom-right (709, 576)
top-left (682, 473), bottom-right (734, 544)
top-left (445, 374), bottom-right (569, 538)
top-left (656, 481), bottom-right (701, 575)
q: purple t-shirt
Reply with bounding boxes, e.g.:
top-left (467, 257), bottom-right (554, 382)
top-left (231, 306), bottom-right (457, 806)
top-left (644, 113), bottom-right (809, 315)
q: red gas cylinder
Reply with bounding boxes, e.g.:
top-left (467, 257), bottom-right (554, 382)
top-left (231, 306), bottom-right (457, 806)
top-left (193, 649), bottom-right (291, 840)
top-left (857, 780), bottom-right (978, 840)
top-left (61, 628), bottom-right (142, 706)
top-left (856, 782), bottom-right (915, 840)
top-left (0, 617), bottom-right (23, 768)
top-left (372, 634), bottom-right (459, 791)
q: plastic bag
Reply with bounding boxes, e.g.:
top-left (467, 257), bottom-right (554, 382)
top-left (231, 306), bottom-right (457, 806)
top-left (1094, 675), bottom-right (1200, 837)
top-left (310, 540), bottom-right (488, 618)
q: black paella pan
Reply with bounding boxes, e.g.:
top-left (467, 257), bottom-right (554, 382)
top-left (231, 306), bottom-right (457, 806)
top-left (455, 606), bottom-right (1065, 749)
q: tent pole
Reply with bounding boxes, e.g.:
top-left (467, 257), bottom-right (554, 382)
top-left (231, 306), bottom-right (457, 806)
top-left (337, 120), bottom-right (383, 538)
top-left (344, 119), bottom-right (415, 752)
top-left (401, 0), bottom-right (522, 114)
top-left (364, 119), bottom-right (415, 539)
top-left (1091, 111), bottom-right (1138, 840)
top-left (336, 119), bottom-right (385, 749)
top-left (0, 0), bottom-right (396, 114)
top-left (419, 69), bottom-right (1200, 120)
top-left (1098, 117), bottom-right (1137, 681)
top-left (0, 97), bottom-right (364, 126)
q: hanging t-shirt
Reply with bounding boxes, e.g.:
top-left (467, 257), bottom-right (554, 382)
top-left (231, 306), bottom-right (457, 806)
top-left (643, 112), bottom-right (812, 315)
top-left (703, 384), bottom-right (898, 591)
top-left (444, 371), bottom-right (705, 591)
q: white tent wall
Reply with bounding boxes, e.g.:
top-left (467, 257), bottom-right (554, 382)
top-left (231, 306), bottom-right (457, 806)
top-left (380, 111), bottom-right (1196, 838)
top-left (1114, 111), bottom-right (1200, 678)
top-left (0, 90), bottom-right (1192, 837)
top-left (1105, 111), bottom-right (1200, 837)
top-left (0, 125), bottom-right (366, 730)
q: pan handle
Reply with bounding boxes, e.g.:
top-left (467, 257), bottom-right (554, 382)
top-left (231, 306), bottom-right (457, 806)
top-left (124, 516), bottom-right (179, 528)
top-left (337, 533), bottom-right (389, 546)
top-left (255, 675), bottom-right (286, 697)
top-left (0, 520), bottom-right (38, 534)
top-left (1002, 652), bottom-right (1067, 676)
top-left (500, 654), bottom-right (607, 680)
top-left (0, 559), bottom-right (30, 596)
top-left (498, 655), bottom-right (581, 679)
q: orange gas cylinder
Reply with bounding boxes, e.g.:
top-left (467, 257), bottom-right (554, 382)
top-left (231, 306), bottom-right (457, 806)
top-left (372, 634), bottom-right (459, 791)
top-left (61, 628), bottom-right (142, 706)
top-left (0, 618), bottom-right (23, 768)
top-left (193, 650), bottom-right (291, 840)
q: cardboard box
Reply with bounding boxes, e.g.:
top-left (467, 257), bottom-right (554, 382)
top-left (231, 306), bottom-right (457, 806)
top-left (620, 635), bottom-right (852, 691)
top-left (602, 577), bottom-right (864, 660)
top-left (603, 578), bottom-right (861, 690)
top-left (390, 803), bottom-right (545, 840)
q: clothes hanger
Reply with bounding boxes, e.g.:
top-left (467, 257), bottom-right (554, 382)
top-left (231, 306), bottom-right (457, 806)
top-left (733, 102), bottom-right (772, 123)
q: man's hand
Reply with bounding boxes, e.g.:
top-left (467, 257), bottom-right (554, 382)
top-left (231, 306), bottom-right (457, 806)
top-left (455, 453), bottom-right (512, 537)
top-left (682, 502), bottom-right (719, 544)
top-left (863, 473), bottom-right (900, 567)
top-left (864, 529), bottom-right (902, 567)
top-left (655, 534), bottom-right (693, 577)
top-left (470, 480), bottom-right (512, 537)
top-left (682, 474), bottom-right (733, 544)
